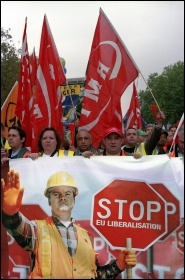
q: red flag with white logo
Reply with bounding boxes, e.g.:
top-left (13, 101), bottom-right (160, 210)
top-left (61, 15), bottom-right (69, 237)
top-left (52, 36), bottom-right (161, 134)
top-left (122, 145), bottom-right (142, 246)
top-left (126, 82), bottom-right (142, 129)
top-left (79, 8), bottom-right (138, 147)
top-left (31, 15), bottom-right (66, 152)
top-left (15, 17), bottom-right (33, 147)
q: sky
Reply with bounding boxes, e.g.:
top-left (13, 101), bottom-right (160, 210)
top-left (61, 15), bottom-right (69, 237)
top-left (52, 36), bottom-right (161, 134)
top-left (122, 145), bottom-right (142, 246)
top-left (1, 1), bottom-right (184, 111)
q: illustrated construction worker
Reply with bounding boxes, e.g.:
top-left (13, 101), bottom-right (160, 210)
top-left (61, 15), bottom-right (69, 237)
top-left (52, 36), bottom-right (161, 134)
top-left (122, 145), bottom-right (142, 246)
top-left (2, 170), bottom-right (136, 278)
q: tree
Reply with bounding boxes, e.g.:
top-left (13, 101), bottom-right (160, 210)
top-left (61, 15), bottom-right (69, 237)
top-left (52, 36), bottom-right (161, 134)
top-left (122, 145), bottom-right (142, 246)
top-left (1, 28), bottom-right (20, 106)
top-left (139, 61), bottom-right (184, 127)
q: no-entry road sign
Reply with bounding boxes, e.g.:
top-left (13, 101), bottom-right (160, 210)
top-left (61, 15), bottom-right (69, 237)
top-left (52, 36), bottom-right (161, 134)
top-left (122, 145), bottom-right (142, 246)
top-left (91, 179), bottom-right (167, 251)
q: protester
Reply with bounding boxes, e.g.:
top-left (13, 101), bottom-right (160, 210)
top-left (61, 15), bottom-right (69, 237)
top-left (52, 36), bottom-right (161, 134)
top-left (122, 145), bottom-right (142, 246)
top-left (155, 130), bottom-right (168, 154)
top-left (81, 127), bottom-right (141, 158)
top-left (102, 127), bottom-right (125, 156)
top-left (74, 129), bottom-right (102, 157)
top-left (168, 124), bottom-right (177, 136)
top-left (2, 170), bottom-right (137, 279)
top-left (122, 128), bottom-right (140, 156)
top-left (1, 126), bottom-right (31, 164)
top-left (144, 123), bottom-right (154, 136)
top-left (167, 129), bottom-right (184, 158)
top-left (135, 111), bottom-right (166, 155)
top-left (29, 127), bottom-right (74, 160)
top-left (137, 129), bottom-right (148, 143)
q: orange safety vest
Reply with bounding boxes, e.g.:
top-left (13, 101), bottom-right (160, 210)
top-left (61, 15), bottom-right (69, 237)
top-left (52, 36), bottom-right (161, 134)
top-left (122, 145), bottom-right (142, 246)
top-left (29, 217), bottom-right (97, 279)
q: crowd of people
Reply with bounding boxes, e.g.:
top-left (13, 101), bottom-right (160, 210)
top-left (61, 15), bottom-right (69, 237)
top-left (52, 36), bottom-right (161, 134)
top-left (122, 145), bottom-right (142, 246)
top-left (1, 111), bottom-right (184, 278)
top-left (1, 111), bottom-right (184, 162)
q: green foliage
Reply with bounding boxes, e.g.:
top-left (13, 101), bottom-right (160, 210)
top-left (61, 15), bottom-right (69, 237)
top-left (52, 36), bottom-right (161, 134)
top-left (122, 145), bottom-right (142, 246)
top-left (139, 61), bottom-right (184, 126)
top-left (1, 27), bottom-right (20, 106)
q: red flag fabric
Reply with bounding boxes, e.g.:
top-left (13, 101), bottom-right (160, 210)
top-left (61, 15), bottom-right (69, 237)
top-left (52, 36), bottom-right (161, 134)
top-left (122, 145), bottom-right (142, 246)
top-left (113, 100), bottom-right (123, 131)
top-left (29, 47), bottom-right (37, 94)
top-left (150, 104), bottom-right (157, 120)
top-left (79, 8), bottom-right (138, 148)
top-left (15, 17), bottom-right (32, 147)
top-left (31, 15), bottom-right (66, 152)
top-left (126, 82), bottom-right (142, 129)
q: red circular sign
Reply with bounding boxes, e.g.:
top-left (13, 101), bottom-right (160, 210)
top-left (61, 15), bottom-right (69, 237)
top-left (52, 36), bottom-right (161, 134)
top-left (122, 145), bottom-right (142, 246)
top-left (91, 179), bottom-right (167, 250)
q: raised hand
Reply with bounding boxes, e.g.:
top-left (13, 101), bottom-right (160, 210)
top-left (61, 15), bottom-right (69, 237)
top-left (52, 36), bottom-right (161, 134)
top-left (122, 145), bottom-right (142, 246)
top-left (156, 111), bottom-right (166, 126)
top-left (1, 170), bottom-right (24, 215)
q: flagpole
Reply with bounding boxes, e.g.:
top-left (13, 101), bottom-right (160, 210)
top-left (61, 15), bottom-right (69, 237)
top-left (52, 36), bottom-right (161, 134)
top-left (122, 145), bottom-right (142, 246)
top-left (169, 112), bottom-right (184, 153)
top-left (100, 8), bottom-right (162, 112)
top-left (142, 80), bottom-right (162, 112)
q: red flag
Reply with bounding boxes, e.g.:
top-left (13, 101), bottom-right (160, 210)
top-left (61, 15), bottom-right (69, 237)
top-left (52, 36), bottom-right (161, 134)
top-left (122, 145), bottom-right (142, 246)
top-left (126, 82), bottom-right (142, 129)
top-left (15, 17), bottom-right (32, 147)
top-left (79, 8), bottom-right (138, 147)
top-left (29, 47), bottom-right (37, 93)
top-left (150, 104), bottom-right (157, 120)
top-left (31, 15), bottom-right (66, 152)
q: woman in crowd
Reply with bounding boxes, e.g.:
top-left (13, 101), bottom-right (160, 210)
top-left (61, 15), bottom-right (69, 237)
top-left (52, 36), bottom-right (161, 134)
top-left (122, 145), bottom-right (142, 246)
top-left (29, 127), bottom-right (74, 160)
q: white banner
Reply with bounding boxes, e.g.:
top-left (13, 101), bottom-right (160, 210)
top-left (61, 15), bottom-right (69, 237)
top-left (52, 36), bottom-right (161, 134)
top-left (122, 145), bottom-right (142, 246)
top-left (5, 155), bottom-right (184, 279)
top-left (10, 155), bottom-right (184, 218)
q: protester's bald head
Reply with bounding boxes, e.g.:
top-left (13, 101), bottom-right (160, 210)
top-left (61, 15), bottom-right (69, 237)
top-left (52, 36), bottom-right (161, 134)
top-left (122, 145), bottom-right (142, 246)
top-left (76, 129), bottom-right (92, 152)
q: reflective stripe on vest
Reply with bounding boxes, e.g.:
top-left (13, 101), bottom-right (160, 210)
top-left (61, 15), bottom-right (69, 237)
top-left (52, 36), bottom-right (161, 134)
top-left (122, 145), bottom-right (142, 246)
top-left (136, 142), bottom-right (159, 155)
top-left (58, 149), bottom-right (74, 156)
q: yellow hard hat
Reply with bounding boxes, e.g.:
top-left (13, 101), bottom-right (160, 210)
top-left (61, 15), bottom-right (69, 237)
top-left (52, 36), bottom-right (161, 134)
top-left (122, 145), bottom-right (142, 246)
top-left (44, 171), bottom-right (78, 197)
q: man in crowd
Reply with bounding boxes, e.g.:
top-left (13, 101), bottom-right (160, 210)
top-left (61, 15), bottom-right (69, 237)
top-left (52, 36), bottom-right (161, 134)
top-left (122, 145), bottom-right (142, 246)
top-left (81, 127), bottom-right (141, 158)
top-left (168, 124), bottom-right (177, 137)
top-left (167, 127), bottom-right (184, 158)
top-left (137, 129), bottom-right (148, 144)
top-left (122, 127), bottom-right (139, 156)
top-left (74, 129), bottom-right (102, 156)
top-left (102, 127), bottom-right (125, 156)
top-left (1, 126), bottom-right (30, 164)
